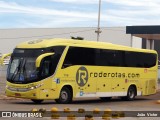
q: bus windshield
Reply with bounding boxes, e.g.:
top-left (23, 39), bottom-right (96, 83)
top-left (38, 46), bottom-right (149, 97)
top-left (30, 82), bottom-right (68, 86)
top-left (7, 46), bottom-right (65, 84)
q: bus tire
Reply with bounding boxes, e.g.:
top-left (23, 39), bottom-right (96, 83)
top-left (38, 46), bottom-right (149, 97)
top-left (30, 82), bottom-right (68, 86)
top-left (121, 86), bottom-right (136, 101)
top-left (100, 97), bottom-right (112, 101)
top-left (31, 99), bottom-right (44, 104)
top-left (55, 87), bottom-right (72, 104)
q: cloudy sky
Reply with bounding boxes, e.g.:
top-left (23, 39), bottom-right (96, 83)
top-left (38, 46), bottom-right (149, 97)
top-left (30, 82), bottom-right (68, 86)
top-left (0, 0), bottom-right (160, 28)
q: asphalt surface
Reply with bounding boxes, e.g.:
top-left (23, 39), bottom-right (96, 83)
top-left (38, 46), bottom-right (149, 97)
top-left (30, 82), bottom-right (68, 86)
top-left (0, 93), bottom-right (160, 111)
top-left (0, 86), bottom-right (160, 120)
top-left (0, 66), bottom-right (6, 95)
top-left (0, 94), bottom-right (160, 120)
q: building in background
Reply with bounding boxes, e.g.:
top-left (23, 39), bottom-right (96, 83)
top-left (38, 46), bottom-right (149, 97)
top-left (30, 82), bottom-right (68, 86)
top-left (0, 27), bottom-right (142, 54)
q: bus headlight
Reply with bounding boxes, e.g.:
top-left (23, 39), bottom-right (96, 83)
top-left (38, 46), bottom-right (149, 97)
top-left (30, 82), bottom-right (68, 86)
top-left (29, 83), bottom-right (43, 90)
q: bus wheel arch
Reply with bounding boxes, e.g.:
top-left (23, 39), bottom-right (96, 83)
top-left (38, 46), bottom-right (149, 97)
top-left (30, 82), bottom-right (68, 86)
top-left (55, 85), bottom-right (73, 104)
top-left (130, 84), bottom-right (137, 96)
top-left (121, 85), bottom-right (137, 101)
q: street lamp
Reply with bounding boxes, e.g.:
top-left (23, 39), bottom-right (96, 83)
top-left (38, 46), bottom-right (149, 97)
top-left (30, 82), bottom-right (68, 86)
top-left (95, 0), bottom-right (102, 42)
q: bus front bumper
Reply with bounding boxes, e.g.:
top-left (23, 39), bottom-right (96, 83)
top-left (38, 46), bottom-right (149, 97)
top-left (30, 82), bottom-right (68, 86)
top-left (5, 87), bottom-right (59, 100)
top-left (5, 88), bottom-right (40, 99)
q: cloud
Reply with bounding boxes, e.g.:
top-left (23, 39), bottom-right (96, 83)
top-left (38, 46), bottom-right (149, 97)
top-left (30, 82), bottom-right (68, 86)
top-left (1, 0), bottom-right (160, 28)
top-left (0, 1), bottom-right (100, 28)
top-left (104, 0), bottom-right (160, 26)
top-left (48, 0), bottom-right (160, 20)
top-left (50, 0), bottom-right (160, 7)
top-left (17, 16), bottom-right (93, 28)
top-left (105, 0), bottom-right (160, 8)
top-left (0, 1), bottom-right (98, 19)
top-left (49, 0), bottom-right (98, 4)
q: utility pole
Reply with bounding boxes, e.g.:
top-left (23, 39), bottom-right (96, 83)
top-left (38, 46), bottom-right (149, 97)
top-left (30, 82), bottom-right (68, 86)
top-left (95, 0), bottom-right (102, 42)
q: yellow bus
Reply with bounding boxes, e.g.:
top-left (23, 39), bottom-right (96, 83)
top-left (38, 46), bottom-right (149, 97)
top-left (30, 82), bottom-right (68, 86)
top-left (4, 38), bottom-right (158, 104)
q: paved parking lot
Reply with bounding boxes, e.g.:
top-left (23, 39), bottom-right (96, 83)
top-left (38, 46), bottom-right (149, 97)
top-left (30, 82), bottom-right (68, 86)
top-left (0, 93), bottom-right (160, 120)
top-left (0, 66), bottom-right (7, 95)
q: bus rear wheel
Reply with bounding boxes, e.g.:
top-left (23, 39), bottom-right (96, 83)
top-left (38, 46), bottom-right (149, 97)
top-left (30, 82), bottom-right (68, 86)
top-left (100, 97), bottom-right (112, 101)
top-left (121, 86), bottom-right (136, 101)
top-left (55, 87), bottom-right (72, 104)
top-left (31, 99), bottom-right (44, 104)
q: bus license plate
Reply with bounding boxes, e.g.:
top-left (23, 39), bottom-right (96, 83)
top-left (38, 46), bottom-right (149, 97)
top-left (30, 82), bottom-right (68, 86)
top-left (15, 93), bottom-right (21, 97)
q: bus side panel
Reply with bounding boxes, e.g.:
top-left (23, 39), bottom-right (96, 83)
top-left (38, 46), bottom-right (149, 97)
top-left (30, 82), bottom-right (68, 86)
top-left (143, 79), bottom-right (157, 95)
top-left (141, 67), bottom-right (157, 96)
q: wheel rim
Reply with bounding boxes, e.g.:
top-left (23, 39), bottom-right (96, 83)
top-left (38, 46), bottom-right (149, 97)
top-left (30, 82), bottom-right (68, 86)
top-left (129, 89), bottom-right (135, 98)
top-left (61, 91), bottom-right (68, 101)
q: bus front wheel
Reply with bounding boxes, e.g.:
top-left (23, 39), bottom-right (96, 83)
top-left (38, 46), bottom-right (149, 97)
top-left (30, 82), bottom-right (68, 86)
top-left (31, 99), bottom-right (44, 104)
top-left (55, 87), bottom-right (72, 104)
top-left (121, 86), bottom-right (136, 101)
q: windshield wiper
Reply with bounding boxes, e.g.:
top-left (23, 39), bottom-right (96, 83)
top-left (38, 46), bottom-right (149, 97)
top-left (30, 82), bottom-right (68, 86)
top-left (10, 60), bottom-right (22, 81)
top-left (18, 59), bottom-right (26, 81)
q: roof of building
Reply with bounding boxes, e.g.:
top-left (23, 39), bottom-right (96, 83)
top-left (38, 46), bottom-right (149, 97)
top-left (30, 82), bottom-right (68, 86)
top-left (126, 25), bottom-right (160, 40)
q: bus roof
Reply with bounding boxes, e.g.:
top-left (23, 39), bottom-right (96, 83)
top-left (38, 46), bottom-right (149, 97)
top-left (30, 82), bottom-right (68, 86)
top-left (16, 38), bottom-right (157, 54)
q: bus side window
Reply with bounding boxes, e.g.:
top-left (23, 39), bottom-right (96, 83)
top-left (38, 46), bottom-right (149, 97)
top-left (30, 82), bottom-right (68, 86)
top-left (63, 47), bottom-right (96, 68)
top-left (99, 49), bottom-right (123, 66)
top-left (62, 49), bottom-right (73, 68)
top-left (125, 52), bottom-right (137, 67)
top-left (41, 58), bottom-right (51, 77)
top-left (124, 51), bottom-right (156, 68)
top-left (40, 56), bottom-right (54, 77)
top-left (40, 53), bottom-right (62, 77)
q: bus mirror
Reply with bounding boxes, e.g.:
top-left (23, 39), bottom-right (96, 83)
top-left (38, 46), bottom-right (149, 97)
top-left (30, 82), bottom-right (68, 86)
top-left (0, 53), bottom-right (11, 65)
top-left (35, 53), bottom-right (54, 68)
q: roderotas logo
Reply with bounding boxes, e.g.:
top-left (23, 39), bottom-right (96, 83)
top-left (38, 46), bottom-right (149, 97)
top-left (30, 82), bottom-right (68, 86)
top-left (76, 66), bottom-right (88, 87)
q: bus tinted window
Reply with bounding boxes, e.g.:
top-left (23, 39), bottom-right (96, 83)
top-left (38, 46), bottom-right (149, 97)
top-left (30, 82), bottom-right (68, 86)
top-left (143, 53), bottom-right (157, 68)
top-left (98, 49), bottom-right (123, 66)
top-left (125, 52), bottom-right (137, 67)
top-left (63, 47), bottom-right (96, 67)
top-left (124, 51), bottom-right (156, 68)
top-left (63, 47), bottom-right (157, 68)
